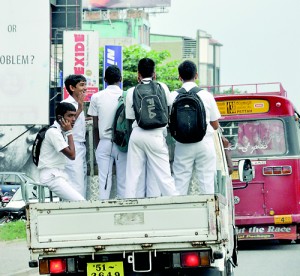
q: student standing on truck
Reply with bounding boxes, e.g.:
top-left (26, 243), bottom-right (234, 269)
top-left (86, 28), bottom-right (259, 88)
top-left (87, 65), bottom-right (127, 199)
top-left (61, 75), bottom-right (87, 199)
top-left (171, 60), bottom-right (221, 195)
top-left (38, 102), bottom-right (85, 201)
top-left (124, 58), bottom-right (178, 198)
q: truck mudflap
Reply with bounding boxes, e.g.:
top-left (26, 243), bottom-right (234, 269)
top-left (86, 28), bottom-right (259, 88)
top-left (27, 195), bottom-right (220, 253)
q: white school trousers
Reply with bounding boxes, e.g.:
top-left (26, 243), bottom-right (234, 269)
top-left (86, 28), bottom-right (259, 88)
top-left (173, 134), bottom-right (216, 195)
top-left (64, 141), bottom-right (87, 198)
top-left (125, 127), bottom-right (178, 198)
top-left (39, 168), bottom-right (85, 201)
top-left (95, 138), bottom-right (127, 199)
top-left (135, 164), bottom-right (161, 198)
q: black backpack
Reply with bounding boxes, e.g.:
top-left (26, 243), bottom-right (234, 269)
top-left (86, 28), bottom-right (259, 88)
top-left (169, 86), bottom-right (207, 143)
top-left (112, 91), bottom-right (132, 152)
top-left (32, 125), bottom-right (55, 166)
top-left (133, 80), bottom-right (168, 130)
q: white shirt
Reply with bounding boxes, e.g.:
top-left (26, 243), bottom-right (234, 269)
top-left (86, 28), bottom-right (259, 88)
top-left (62, 95), bottom-right (86, 142)
top-left (125, 78), bottom-right (172, 129)
top-left (87, 85), bottom-right (123, 140)
top-left (38, 121), bottom-right (68, 169)
top-left (170, 82), bottom-right (221, 136)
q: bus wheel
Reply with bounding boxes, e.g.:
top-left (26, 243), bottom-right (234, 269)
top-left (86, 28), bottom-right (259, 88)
top-left (278, 239), bottom-right (292, 244)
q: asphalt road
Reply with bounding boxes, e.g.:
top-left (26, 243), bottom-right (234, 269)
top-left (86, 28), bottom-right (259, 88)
top-left (2, 239), bottom-right (300, 276)
top-left (235, 240), bottom-right (300, 276)
top-left (0, 240), bottom-right (38, 276)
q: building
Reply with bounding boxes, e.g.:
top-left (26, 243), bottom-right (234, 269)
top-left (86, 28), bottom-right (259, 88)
top-left (150, 30), bottom-right (222, 87)
top-left (83, 9), bottom-right (151, 49)
top-left (52, 0), bottom-right (222, 89)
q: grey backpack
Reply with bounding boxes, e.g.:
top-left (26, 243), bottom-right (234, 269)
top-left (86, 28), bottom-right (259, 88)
top-left (132, 80), bottom-right (168, 130)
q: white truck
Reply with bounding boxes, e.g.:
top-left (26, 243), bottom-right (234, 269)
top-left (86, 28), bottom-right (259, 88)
top-left (26, 131), bottom-right (252, 276)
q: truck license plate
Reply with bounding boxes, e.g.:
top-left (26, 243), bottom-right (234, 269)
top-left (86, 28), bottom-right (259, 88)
top-left (87, 261), bottom-right (124, 276)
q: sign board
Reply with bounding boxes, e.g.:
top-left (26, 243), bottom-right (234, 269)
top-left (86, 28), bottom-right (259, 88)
top-left (83, 0), bottom-right (171, 9)
top-left (217, 100), bottom-right (269, 115)
top-left (0, 0), bottom-right (50, 125)
top-left (237, 225), bottom-right (296, 240)
top-left (103, 45), bottom-right (123, 89)
top-left (63, 31), bottom-right (99, 101)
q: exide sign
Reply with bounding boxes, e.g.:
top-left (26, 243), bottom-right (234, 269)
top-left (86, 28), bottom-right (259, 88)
top-left (74, 34), bottom-right (85, 75)
top-left (63, 31), bottom-right (99, 101)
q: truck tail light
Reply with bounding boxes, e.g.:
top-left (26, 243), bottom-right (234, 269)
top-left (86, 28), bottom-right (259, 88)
top-left (39, 259), bottom-right (49, 274)
top-left (49, 259), bottom-right (66, 274)
top-left (39, 258), bottom-right (75, 274)
top-left (39, 258), bottom-right (67, 274)
top-left (263, 166), bottom-right (292, 176)
top-left (181, 252), bottom-right (200, 267)
top-left (180, 251), bottom-right (210, 267)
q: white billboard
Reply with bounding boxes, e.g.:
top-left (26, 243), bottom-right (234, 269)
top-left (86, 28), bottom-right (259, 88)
top-left (0, 0), bottom-right (50, 125)
top-left (63, 31), bottom-right (99, 102)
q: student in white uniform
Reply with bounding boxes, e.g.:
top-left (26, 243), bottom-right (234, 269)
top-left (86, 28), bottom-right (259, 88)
top-left (62, 75), bottom-right (87, 199)
top-left (171, 60), bottom-right (221, 195)
top-left (125, 58), bottom-right (178, 198)
top-left (38, 102), bottom-right (85, 201)
top-left (87, 65), bottom-right (127, 199)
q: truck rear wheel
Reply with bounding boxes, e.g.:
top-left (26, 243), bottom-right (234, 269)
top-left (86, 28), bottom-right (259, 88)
top-left (221, 260), bottom-right (234, 276)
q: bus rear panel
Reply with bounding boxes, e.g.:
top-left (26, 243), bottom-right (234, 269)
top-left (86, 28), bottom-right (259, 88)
top-left (213, 83), bottom-right (300, 242)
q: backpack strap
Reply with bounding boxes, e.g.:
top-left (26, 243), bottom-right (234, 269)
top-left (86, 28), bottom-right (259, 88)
top-left (177, 87), bottom-right (186, 94)
top-left (122, 90), bottom-right (126, 107)
top-left (189, 86), bottom-right (203, 94)
top-left (177, 86), bottom-right (202, 94)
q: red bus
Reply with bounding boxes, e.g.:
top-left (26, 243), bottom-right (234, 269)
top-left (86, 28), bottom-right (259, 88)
top-left (212, 82), bottom-right (300, 242)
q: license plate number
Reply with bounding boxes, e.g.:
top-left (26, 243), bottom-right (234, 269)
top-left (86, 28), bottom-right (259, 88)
top-left (231, 170), bottom-right (239, 180)
top-left (274, 215), bottom-right (292, 224)
top-left (87, 262), bottom-right (124, 276)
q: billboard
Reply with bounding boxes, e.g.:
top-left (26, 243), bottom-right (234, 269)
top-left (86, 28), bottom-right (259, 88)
top-left (83, 0), bottom-right (171, 9)
top-left (103, 45), bottom-right (123, 89)
top-left (0, 0), bottom-right (50, 125)
top-left (63, 31), bottom-right (99, 101)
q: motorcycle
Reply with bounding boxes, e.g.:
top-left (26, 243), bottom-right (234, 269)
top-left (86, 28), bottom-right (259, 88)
top-left (1, 189), bottom-right (16, 207)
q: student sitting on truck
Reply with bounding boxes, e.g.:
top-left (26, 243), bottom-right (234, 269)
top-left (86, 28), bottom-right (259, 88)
top-left (38, 102), bottom-right (85, 201)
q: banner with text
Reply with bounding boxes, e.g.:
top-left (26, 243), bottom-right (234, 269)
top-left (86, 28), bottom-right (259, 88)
top-left (0, 0), bottom-right (50, 125)
top-left (237, 225), bottom-right (297, 240)
top-left (63, 31), bottom-right (99, 101)
top-left (103, 45), bottom-right (123, 89)
top-left (83, 0), bottom-right (171, 9)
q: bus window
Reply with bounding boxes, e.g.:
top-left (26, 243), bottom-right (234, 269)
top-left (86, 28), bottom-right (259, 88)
top-left (221, 119), bottom-right (286, 157)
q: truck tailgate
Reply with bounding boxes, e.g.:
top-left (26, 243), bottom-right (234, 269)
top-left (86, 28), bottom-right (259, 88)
top-left (27, 195), bottom-right (218, 251)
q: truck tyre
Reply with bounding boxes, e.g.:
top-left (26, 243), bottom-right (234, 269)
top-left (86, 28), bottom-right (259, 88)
top-left (221, 260), bottom-right (234, 276)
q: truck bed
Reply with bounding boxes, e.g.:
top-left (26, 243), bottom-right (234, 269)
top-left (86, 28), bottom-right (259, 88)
top-left (27, 195), bottom-right (221, 257)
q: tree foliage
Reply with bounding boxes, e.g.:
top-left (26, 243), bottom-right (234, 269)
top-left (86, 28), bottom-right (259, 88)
top-left (99, 45), bottom-right (182, 91)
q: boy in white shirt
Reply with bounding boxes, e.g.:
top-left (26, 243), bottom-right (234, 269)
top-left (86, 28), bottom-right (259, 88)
top-left (38, 102), bottom-right (85, 201)
top-left (171, 60), bottom-right (221, 195)
top-left (62, 75), bottom-right (87, 198)
top-left (125, 58), bottom-right (178, 198)
top-left (88, 65), bottom-right (127, 199)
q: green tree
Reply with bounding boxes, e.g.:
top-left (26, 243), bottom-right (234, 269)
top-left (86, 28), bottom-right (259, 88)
top-left (217, 88), bottom-right (242, 94)
top-left (99, 45), bottom-right (181, 91)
